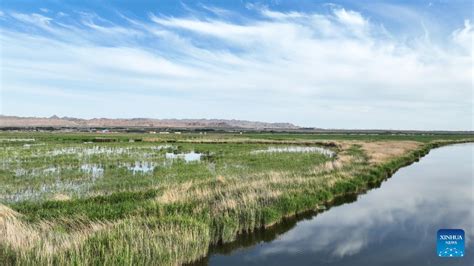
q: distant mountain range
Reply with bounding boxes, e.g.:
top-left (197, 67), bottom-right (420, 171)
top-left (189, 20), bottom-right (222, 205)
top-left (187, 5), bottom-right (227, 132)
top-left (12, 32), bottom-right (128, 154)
top-left (0, 115), bottom-right (299, 130)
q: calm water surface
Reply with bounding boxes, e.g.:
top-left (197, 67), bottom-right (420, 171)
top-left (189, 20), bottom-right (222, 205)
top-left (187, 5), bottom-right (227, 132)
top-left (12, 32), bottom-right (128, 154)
top-left (202, 144), bottom-right (474, 266)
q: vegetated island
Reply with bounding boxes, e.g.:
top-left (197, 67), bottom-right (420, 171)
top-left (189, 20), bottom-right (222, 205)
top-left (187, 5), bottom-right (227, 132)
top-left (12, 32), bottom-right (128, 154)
top-left (0, 124), bottom-right (472, 265)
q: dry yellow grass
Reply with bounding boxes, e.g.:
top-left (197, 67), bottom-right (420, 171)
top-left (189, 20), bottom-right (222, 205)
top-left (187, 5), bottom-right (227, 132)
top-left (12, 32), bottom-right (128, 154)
top-left (337, 140), bottom-right (422, 164)
top-left (157, 176), bottom-right (283, 210)
top-left (358, 141), bottom-right (421, 164)
top-left (0, 203), bottom-right (111, 257)
top-left (0, 204), bottom-right (19, 220)
top-left (52, 194), bottom-right (71, 201)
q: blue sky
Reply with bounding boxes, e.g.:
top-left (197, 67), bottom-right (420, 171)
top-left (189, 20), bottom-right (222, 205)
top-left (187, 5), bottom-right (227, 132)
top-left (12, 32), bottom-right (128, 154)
top-left (0, 0), bottom-right (472, 130)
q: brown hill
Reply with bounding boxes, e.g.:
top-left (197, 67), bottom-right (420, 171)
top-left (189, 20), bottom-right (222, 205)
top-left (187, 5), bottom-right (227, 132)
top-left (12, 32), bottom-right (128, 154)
top-left (0, 115), bottom-right (299, 130)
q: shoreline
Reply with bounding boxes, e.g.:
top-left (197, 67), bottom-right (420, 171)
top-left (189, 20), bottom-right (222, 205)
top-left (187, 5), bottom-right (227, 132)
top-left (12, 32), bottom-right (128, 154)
top-left (188, 140), bottom-right (473, 265)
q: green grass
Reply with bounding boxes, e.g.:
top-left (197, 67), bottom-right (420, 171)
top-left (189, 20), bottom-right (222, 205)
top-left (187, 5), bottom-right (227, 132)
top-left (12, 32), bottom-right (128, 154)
top-left (0, 131), bottom-right (472, 265)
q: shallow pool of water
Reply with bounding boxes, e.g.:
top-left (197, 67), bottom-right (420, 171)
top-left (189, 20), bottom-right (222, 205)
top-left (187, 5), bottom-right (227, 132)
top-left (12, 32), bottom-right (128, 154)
top-left (124, 161), bottom-right (156, 174)
top-left (80, 164), bottom-right (104, 178)
top-left (165, 151), bottom-right (202, 162)
top-left (2, 179), bottom-right (88, 202)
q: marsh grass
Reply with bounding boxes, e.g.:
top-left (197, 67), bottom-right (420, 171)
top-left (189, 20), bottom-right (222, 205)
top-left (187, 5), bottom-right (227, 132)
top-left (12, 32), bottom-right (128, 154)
top-left (0, 132), bottom-right (472, 265)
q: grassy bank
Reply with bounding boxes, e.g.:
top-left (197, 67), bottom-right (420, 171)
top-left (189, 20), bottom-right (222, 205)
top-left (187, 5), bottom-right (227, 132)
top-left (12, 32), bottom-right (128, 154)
top-left (0, 132), bottom-right (472, 265)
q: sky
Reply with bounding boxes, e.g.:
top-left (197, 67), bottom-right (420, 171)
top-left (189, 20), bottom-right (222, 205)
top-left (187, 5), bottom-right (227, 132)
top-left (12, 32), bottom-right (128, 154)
top-left (0, 0), bottom-right (472, 130)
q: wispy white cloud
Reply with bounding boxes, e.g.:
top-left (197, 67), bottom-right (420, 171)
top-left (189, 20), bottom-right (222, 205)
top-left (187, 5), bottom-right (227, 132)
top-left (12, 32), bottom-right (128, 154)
top-left (0, 6), bottom-right (472, 129)
top-left (10, 12), bottom-right (52, 28)
top-left (334, 8), bottom-right (367, 27)
top-left (452, 19), bottom-right (473, 53)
